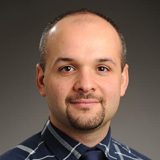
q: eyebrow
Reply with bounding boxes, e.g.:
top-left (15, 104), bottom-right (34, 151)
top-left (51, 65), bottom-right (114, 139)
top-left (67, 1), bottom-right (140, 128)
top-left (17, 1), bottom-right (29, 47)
top-left (54, 57), bottom-right (74, 64)
top-left (54, 57), bottom-right (116, 65)
top-left (97, 58), bottom-right (116, 65)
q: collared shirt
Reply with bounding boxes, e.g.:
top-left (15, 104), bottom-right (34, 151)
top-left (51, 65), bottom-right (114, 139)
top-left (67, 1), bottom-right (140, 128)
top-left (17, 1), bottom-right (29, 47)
top-left (0, 120), bottom-right (150, 160)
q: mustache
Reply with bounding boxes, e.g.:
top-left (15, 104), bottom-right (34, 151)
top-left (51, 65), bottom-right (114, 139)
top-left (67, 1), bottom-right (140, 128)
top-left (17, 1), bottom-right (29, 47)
top-left (66, 93), bottom-right (103, 103)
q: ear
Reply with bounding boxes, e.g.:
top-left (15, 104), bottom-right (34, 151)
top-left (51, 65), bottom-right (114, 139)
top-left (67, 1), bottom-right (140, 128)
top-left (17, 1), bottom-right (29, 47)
top-left (120, 64), bottom-right (129, 97)
top-left (36, 64), bottom-right (46, 97)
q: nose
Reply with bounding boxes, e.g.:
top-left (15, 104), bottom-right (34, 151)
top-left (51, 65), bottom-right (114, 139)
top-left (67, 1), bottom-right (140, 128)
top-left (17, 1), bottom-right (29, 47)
top-left (73, 69), bottom-right (96, 93)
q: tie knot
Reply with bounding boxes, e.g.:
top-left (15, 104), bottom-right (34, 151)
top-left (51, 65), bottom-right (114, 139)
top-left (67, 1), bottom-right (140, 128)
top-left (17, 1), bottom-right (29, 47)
top-left (79, 149), bottom-right (106, 160)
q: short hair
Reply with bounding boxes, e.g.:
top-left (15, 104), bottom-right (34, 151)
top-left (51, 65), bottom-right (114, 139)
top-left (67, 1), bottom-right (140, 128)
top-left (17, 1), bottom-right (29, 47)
top-left (39, 8), bottom-right (127, 71)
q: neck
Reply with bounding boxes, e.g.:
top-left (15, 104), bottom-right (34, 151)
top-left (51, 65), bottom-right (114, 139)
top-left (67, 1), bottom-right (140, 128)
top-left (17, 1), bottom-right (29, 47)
top-left (71, 123), bottom-right (110, 147)
top-left (50, 117), bottom-right (110, 147)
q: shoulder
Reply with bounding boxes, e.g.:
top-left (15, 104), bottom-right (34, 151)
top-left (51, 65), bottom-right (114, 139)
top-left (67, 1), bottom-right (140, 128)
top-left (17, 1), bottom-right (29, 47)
top-left (0, 147), bottom-right (27, 160)
top-left (110, 138), bottom-right (151, 160)
top-left (0, 132), bottom-right (50, 160)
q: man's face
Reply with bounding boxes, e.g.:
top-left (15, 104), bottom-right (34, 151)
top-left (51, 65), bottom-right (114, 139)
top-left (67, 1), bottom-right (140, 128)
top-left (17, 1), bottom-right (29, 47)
top-left (36, 14), bottom-right (129, 132)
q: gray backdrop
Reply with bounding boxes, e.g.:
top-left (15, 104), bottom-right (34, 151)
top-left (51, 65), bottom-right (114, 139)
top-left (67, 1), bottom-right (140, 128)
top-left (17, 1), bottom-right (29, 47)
top-left (0, 1), bottom-right (159, 159)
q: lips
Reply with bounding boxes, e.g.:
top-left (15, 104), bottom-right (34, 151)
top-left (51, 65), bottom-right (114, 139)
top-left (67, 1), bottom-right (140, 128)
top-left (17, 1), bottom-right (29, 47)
top-left (70, 99), bottom-right (100, 104)
top-left (69, 98), bottom-right (100, 109)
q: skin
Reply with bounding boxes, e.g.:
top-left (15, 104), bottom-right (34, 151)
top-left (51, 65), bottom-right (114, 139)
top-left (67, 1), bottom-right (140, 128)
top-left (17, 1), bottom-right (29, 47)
top-left (36, 13), bottom-right (129, 147)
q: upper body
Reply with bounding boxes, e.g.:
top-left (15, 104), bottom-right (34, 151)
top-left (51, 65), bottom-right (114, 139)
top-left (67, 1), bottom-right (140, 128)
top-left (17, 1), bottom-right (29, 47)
top-left (1, 9), bottom-right (150, 159)
top-left (0, 120), bottom-right (150, 160)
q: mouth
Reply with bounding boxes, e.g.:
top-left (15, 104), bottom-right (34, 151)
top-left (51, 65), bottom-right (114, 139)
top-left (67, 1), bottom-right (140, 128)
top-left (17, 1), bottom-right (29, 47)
top-left (70, 98), bottom-right (99, 103)
top-left (69, 99), bottom-right (100, 108)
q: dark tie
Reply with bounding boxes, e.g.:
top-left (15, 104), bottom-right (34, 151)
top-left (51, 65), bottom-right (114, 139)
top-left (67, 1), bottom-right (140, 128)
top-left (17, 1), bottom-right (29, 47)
top-left (79, 149), bottom-right (106, 160)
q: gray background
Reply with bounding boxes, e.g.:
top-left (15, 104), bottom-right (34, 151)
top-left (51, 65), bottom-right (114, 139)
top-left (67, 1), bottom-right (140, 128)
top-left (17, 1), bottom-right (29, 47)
top-left (0, 0), bottom-right (159, 159)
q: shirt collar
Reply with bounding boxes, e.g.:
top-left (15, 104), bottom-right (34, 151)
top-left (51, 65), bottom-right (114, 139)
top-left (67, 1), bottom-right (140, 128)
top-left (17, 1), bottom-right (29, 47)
top-left (41, 120), bottom-right (111, 159)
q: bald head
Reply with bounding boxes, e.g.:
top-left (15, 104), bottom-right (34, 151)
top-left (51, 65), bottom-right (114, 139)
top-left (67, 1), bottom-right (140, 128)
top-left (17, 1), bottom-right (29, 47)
top-left (39, 9), bottom-right (126, 71)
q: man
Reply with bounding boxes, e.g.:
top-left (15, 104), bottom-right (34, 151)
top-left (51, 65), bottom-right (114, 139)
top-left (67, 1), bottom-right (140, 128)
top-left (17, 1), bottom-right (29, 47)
top-left (0, 9), bottom-right (150, 160)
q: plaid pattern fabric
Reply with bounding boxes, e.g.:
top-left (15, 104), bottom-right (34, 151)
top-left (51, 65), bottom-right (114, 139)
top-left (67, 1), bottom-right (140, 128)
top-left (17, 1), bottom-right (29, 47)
top-left (0, 120), bottom-right (150, 160)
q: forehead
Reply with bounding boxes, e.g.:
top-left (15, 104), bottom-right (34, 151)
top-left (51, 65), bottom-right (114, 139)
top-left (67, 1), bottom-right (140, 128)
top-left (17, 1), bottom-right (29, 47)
top-left (49, 13), bottom-right (118, 36)
top-left (45, 13), bottom-right (122, 66)
top-left (56, 13), bottom-right (108, 26)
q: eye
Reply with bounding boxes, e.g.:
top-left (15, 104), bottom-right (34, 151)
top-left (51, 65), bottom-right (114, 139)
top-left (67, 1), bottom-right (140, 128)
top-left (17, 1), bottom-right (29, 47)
top-left (97, 66), bottom-right (110, 73)
top-left (58, 65), bottom-right (75, 73)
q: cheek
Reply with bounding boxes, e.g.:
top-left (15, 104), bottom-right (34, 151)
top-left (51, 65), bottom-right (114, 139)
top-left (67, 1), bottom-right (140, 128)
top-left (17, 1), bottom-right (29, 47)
top-left (45, 81), bottom-right (67, 118)
top-left (103, 84), bottom-right (121, 111)
top-left (47, 82), bottom-right (64, 101)
top-left (101, 77), bottom-right (121, 98)
top-left (45, 78), bottom-right (72, 106)
top-left (100, 78), bottom-right (121, 114)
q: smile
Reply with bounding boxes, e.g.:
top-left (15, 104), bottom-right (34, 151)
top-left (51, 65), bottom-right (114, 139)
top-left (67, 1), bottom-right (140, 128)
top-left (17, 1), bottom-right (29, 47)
top-left (69, 99), bottom-right (100, 108)
top-left (70, 99), bottom-right (100, 104)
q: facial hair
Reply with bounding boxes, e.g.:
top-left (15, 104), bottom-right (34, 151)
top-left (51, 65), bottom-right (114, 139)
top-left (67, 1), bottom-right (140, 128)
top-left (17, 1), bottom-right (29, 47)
top-left (65, 93), bottom-right (105, 131)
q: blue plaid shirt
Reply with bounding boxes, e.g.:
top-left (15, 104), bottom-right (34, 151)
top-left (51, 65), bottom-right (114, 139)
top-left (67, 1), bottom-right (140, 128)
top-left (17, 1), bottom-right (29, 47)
top-left (0, 120), bottom-right (150, 160)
